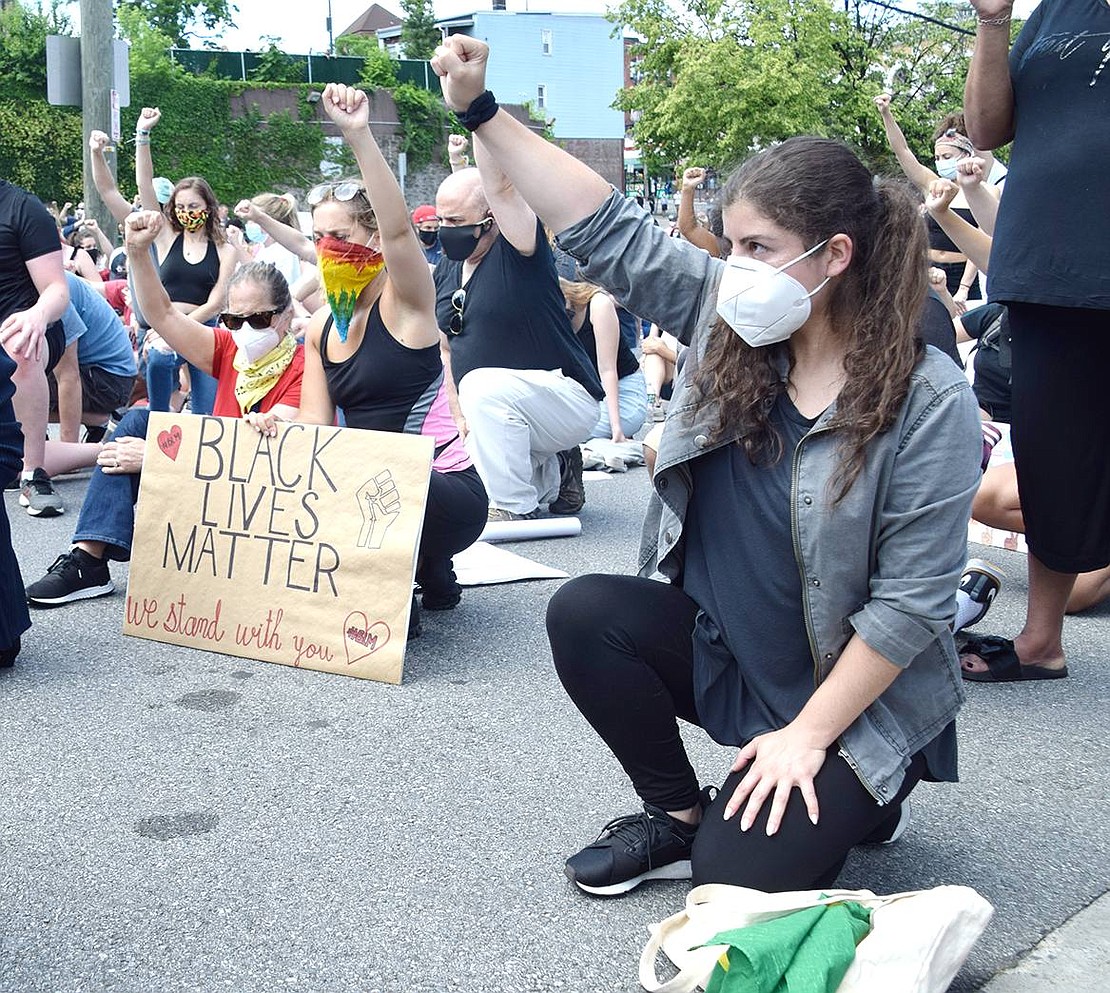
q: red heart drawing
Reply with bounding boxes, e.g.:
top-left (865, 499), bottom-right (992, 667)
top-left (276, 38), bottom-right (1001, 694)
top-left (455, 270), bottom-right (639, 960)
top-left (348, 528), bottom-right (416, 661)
top-left (157, 425), bottom-right (183, 461)
top-left (342, 611), bottom-right (391, 666)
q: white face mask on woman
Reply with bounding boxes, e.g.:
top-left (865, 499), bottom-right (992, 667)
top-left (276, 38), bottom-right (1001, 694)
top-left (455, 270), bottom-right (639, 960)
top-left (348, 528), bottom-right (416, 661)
top-left (232, 326), bottom-right (281, 364)
top-left (715, 240), bottom-right (829, 347)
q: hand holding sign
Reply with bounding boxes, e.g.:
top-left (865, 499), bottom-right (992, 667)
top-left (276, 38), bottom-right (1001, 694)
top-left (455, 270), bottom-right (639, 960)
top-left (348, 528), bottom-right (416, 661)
top-left (356, 470), bottom-right (402, 550)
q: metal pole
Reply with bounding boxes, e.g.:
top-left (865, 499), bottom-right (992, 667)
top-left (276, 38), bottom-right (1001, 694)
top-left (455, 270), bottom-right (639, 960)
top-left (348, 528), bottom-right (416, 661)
top-left (327, 0), bottom-right (335, 56)
top-left (79, 0), bottom-right (115, 235)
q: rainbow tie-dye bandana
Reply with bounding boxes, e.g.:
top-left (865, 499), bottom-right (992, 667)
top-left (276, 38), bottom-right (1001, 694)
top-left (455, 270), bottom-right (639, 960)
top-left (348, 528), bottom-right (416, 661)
top-left (315, 235), bottom-right (386, 343)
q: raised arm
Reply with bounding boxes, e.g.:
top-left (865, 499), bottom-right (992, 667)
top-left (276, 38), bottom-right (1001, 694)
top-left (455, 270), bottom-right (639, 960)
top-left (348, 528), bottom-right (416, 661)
top-left (447, 133), bottom-right (471, 172)
top-left (124, 211), bottom-right (215, 374)
top-left (134, 107), bottom-right (161, 211)
top-left (955, 156), bottom-right (1000, 234)
top-left (873, 93), bottom-right (937, 192)
top-left (924, 180), bottom-right (993, 273)
top-left (676, 167), bottom-right (722, 256)
top-left (964, 0), bottom-right (1018, 148)
top-left (431, 36), bottom-right (610, 235)
top-left (320, 83), bottom-right (438, 346)
top-left (234, 199), bottom-right (317, 264)
top-left (88, 131), bottom-right (132, 223)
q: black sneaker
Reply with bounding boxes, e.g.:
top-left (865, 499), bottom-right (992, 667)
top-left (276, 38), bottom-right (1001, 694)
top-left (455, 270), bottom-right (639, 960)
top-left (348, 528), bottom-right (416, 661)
top-left (564, 803), bottom-right (699, 896)
top-left (26, 549), bottom-right (114, 607)
top-left (19, 469), bottom-right (64, 518)
top-left (549, 446), bottom-right (585, 515)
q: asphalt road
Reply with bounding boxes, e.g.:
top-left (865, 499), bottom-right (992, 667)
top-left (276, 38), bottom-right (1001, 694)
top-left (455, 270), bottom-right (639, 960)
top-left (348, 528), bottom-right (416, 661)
top-left (2, 463), bottom-right (1107, 992)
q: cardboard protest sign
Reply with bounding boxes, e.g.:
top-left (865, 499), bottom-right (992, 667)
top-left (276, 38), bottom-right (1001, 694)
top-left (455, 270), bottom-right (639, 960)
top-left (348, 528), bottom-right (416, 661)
top-left (124, 413), bottom-right (433, 683)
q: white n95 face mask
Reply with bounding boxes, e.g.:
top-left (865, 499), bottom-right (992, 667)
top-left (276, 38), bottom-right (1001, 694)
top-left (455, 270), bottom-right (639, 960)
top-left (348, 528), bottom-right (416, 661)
top-left (716, 240), bottom-right (830, 348)
top-left (232, 327), bottom-right (281, 364)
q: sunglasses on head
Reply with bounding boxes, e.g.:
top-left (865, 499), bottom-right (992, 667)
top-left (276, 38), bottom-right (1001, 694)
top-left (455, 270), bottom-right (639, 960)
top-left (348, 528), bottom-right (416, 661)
top-left (307, 182), bottom-right (365, 206)
top-left (220, 309), bottom-right (279, 331)
top-left (448, 288), bottom-right (466, 336)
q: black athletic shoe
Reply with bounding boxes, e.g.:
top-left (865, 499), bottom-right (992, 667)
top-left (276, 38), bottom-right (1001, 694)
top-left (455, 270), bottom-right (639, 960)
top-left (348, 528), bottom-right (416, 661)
top-left (25, 549), bottom-right (114, 607)
top-left (564, 803), bottom-right (699, 896)
top-left (549, 446), bottom-right (585, 515)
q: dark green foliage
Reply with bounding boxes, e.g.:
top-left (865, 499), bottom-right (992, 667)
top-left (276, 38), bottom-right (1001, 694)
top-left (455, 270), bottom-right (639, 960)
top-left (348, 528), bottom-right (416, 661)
top-left (400, 0), bottom-right (440, 60)
top-left (116, 0), bottom-right (236, 48)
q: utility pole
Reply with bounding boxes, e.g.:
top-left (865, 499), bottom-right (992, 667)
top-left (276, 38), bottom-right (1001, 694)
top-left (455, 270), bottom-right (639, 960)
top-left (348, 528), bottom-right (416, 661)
top-left (79, 0), bottom-right (116, 235)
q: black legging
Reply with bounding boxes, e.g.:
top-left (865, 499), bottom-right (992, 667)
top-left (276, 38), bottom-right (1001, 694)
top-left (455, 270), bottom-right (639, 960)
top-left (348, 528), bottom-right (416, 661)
top-left (547, 573), bottom-right (924, 890)
top-left (415, 464), bottom-right (487, 596)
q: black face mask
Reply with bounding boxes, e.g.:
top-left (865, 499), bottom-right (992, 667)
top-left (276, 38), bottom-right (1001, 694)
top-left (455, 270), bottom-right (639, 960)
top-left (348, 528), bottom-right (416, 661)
top-left (439, 218), bottom-right (492, 262)
top-left (417, 228), bottom-right (439, 247)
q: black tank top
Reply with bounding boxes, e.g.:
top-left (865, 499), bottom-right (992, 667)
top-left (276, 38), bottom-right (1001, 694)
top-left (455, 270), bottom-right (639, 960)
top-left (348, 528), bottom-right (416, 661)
top-left (925, 207), bottom-right (976, 255)
top-left (321, 300), bottom-right (444, 434)
top-left (575, 304), bottom-right (640, 381)
top-left (159, 234), bottom-right (220, 306)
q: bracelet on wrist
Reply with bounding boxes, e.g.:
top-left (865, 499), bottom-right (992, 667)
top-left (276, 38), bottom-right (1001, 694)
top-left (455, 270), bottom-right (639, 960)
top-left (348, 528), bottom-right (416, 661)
top-left (456, 90), bottom-right (499, 132)
top-left (977, 14), bottom-right (1011, 25)
top-left (134, 138), bottom-right (150, 146)
top-left (136, 129), bottom-right (152, 136)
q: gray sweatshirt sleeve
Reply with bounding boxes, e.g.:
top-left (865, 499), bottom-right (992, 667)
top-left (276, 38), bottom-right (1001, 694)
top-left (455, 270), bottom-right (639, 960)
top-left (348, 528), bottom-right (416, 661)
top-left (554, 190), bottom-right (723, 345)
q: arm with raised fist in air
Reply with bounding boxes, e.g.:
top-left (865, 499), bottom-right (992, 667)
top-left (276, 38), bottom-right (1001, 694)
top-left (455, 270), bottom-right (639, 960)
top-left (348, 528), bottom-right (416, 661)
top-left (963, 0), bottom-right (1016, 149)
top-left (675, 167), bottom-right (723, 257)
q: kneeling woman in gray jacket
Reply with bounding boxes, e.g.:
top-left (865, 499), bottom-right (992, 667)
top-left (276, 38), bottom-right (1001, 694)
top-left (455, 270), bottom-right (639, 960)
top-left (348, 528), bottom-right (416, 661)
top-left (432, 39), bottom-right (983, 896)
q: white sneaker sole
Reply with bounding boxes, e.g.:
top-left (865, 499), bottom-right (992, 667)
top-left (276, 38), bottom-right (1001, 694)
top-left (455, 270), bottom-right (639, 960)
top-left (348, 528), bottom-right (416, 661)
top-left (570, 859), bottom-right (692, 897)
top-left (27, 582), bottom-right (115, 607)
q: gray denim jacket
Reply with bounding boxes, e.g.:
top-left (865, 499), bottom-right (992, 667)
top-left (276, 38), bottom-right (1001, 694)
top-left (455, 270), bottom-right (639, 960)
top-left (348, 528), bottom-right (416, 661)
top-left (558, 191), bottom-right (983, 802)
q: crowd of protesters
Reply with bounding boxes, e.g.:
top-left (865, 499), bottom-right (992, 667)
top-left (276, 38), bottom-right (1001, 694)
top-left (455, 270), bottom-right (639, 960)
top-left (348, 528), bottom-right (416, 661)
top-left (2, 0), bottom-right (1107, 907)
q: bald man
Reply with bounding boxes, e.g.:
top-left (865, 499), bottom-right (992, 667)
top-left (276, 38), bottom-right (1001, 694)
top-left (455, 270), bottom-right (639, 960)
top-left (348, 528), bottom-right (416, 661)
top-left (433, 164), bottom-right (603, 521)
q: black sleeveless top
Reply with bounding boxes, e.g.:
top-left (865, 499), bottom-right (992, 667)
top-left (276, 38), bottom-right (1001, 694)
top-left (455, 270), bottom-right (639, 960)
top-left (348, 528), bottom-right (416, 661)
top-left (925, 207), bottom-right (976, 255)
top-left (321, 299), bottom-right (443, 434)
top-left (575, 303), bottom-right (639, 380)
top-left (159, 234), bottom-right (220, 306)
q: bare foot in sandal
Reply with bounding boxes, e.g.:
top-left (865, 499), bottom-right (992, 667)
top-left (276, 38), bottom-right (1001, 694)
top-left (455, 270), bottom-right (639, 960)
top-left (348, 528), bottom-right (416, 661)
top-left (960, 632), bottom-right (1068, 682)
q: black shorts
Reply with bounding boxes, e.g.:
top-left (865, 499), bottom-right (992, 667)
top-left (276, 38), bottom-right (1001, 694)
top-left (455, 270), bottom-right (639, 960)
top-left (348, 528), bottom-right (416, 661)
top-left (48, 365), bottom-right (135, 417)
top-left (44, 321), bottom-right (66, 376)
top-left (1007, 302), bottom-right (1110, 573)
top-left (79, 366), bottom-right (135, 415)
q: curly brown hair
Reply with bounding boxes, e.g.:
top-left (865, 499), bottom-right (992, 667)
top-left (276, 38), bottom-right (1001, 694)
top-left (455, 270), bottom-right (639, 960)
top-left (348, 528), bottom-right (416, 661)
top-left (692, 137), bottom-right (927, 502)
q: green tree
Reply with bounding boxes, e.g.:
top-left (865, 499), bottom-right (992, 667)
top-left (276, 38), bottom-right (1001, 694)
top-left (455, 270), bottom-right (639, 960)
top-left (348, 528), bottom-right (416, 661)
top-left (251, 37), bottom-right (306, 83)
top-left (613, 0), bottom-right (980, 175)
top-left (0, 0), bottom-right (68, 96)
top-left (400, 0), bottom-right (440, 60)
top-left (116, 0), bottom-right (237, 48)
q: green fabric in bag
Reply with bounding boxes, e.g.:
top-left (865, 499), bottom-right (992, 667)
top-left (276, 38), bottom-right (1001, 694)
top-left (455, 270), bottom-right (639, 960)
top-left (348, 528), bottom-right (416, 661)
top-left (699, 900), bottom-right (872, 993)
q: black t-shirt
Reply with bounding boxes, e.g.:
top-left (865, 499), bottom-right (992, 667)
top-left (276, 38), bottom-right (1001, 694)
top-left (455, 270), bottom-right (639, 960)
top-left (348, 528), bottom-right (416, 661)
top-left (0, 181), bottom-right (60, 324)
top-left (961, 303), bottom-right (1011, 423)
top-left (682, 394), bottom-right (816, 745)
top-left (988, 0), bottom-right (1110, 308)
top-left (434, 223), bottom-right (604, 400)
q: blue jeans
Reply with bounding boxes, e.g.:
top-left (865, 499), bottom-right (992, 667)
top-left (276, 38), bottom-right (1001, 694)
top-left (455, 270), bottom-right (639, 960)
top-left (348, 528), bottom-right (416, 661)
top-left (72, 408), bottom-right (147, 560)
top-left (590, 369), bottom-right (649, 440)
top-left (145, 348), bottom-right (217, 415)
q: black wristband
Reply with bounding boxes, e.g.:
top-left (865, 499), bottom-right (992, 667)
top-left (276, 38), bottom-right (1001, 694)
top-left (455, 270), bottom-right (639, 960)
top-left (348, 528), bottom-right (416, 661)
top-left (457, 90), bottom-right (499, 132)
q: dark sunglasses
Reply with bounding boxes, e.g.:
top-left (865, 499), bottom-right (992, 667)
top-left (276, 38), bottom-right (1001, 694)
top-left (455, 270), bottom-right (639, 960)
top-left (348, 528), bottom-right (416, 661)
top-left (220, 309), bottom-right (279, 331)
top-left (306, 182), bottom-right (365, 206)
top-left (448, 288), bottom-right (466, 337)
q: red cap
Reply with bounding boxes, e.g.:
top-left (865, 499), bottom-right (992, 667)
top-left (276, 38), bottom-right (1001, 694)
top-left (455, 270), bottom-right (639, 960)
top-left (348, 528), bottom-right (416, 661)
top-left (411, 205), bottom-right (437, 224)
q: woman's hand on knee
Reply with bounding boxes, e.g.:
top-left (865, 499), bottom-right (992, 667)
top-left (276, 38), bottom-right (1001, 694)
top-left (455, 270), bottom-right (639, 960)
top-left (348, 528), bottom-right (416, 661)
top-left (723, 727), bottom-right (826, 836)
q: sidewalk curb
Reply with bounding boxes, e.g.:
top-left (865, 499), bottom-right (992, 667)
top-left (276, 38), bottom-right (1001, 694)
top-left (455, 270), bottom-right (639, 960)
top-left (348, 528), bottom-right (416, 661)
top-left (978, 890), bottom-right (1110, 992)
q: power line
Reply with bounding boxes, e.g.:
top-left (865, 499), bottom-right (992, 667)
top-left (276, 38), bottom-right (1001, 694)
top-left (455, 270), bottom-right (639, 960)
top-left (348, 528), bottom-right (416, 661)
top-left (860, 0), bottom-right (976, 36)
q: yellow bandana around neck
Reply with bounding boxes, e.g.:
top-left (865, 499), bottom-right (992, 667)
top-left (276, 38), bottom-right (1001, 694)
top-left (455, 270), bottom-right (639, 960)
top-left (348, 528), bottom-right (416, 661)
top-left (233, 333), bottom-right (297, 415)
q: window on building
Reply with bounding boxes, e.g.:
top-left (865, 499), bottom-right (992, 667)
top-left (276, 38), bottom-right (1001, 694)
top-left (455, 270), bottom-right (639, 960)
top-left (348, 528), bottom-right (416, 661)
top-left (536, 84), bottom-right (547, 111)
top-left (492, 0), bottom-right (506, 9)
top-left (541, 28), bottom-right (553, 55)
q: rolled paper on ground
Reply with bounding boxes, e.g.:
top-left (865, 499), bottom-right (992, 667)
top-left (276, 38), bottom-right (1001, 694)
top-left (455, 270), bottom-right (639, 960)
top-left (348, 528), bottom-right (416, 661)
top-left (478, 516), bottom-right (582, 544)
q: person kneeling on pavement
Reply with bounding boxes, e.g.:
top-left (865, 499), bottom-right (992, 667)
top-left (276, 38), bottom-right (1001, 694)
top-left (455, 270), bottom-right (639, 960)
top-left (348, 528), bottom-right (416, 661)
top-left (25, 212), bottom-right (303, 607)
